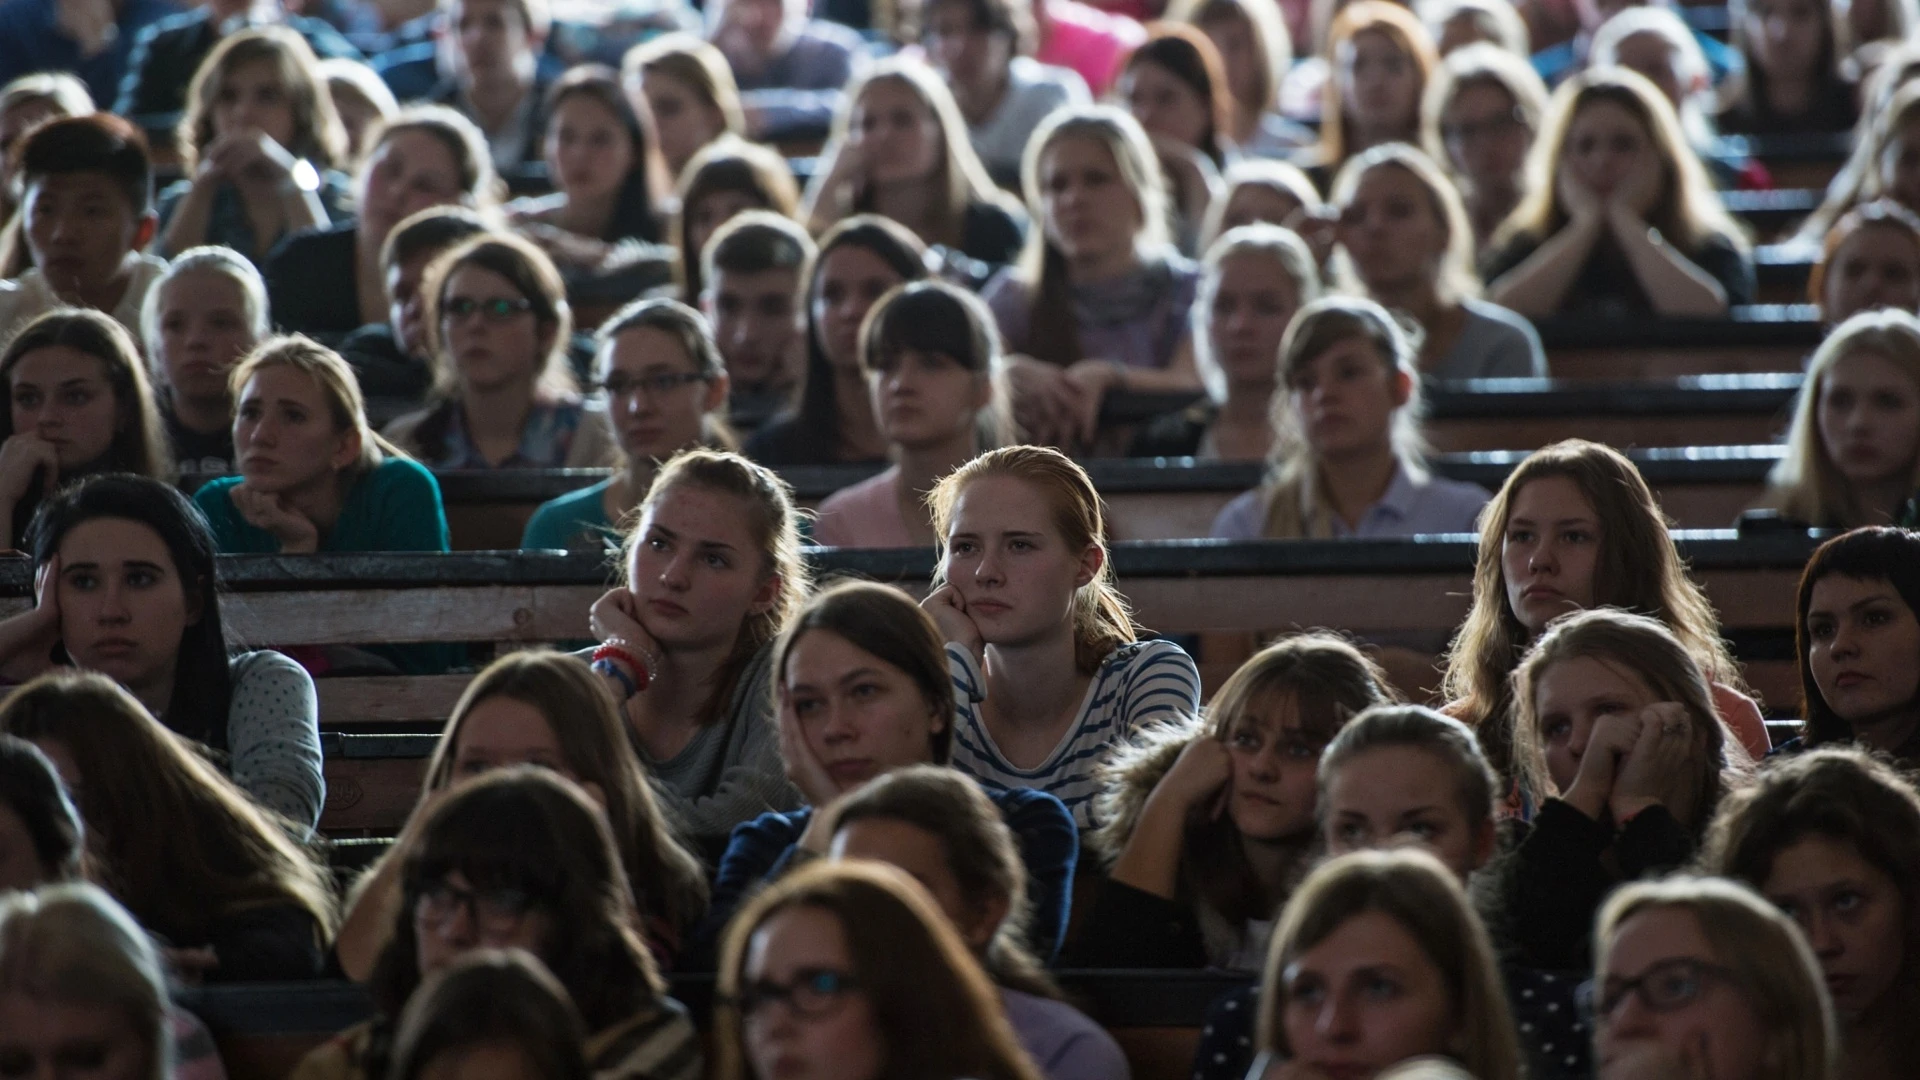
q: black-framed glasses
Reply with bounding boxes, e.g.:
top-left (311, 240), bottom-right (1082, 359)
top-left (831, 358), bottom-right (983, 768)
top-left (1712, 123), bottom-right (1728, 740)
top-left (1576, 958), bottom-right (1738, 1023)
top-left (1442, 107), bottom-right (1529, 145)
top-left (728, 967), bottom-right (862, 1022)
top-left (442, 296), bottom-right (535, 322)
top-left (414, 881), bottom-right (537, 933)
top-left (599, 371), bottom-right (711, 399)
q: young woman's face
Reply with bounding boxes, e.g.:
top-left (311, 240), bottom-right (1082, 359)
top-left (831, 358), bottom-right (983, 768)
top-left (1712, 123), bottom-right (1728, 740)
top-left (1339, 164), bottom-right (1447, 294)
top-left (1038, 135), bottom-right (1142, 266)
top-left (1531, 653), bottom-right (1663, 793)
top-left (742, 905), bottom-right (885, 1080)
top-left (1207, 251), bottom-right (1301, 390)
top-left (0, 800), bottom-right (48, 891)
top-left (55, 517), bottom-right (193, 700)
top-left (1805, 572), bottom-right (1920, 726)
top-left (687, 188), bottom-right (764, 267)
top-left (1815, 348), bottom-right (1920, 491)
top-left (868, 347), bottom-right (985, 451)
top-left (234, 364), bottom-right (358, 494)
top-left (1611, 31), bottom-right (1687, 110)
top-left (154, 270), bottom-right (257, 407)
top-left (1337, 29), bottom-right (1422, 136)
top-left (1122, 59), bottom-right (1211, 151)
top-left (1561, 99), bottom-right (1656, 203)
top-left (1200, 12), bottom-right (1263, 110)
top-left (440, 264), bottom-right (547, 396)
top-left (1286, 336), bottom-right (1404, 462)
top-left (599, 326), bottom-right (723, 465)
top-left (359, 128), bottom-right (467, 246)
top-left (940, 474), bottom-right (1096, 650)
top-left (212, 57), bottom-right (297, 150)
top-left (640, 72), bottom-right (725, 178)
top-left (1500, 475), bottom-right (1602, 634)
top-left (1823, 224), bottom-right (1920, 323)
top-left (813, 244), bottom-right (906, 373)
top-left (1743, 0), bottom-right (1824, 83)
top-left (782, 628), bottom-right (942, 794)
top-left (0, 992), bottom-right (153, 1080)
top-left (1594, 907), bottom-right (1769, 1080)
top-left (1881, 117), bottom-right (1920, 215)
top-left (830, 819), bottom-right (986, 947)
top-left (1761, 833), bottom-right (1907, 1017)
top-left (414, 868), bottom-right (553, 976)
top-left (327, 82), bottom-right (383, 161)
top-left (9, 346), bottom-right (118, 469)
top-left (1323, 745), bottom-right (1491, 880)
top-left (1440, 82), bottom-right (1530, 192)
top-left (1282, 910), bottom-right (1455, 1077)
top-left (545, 93), bottom-right (635, 204)
top-left (849, 80), bottom-right (942, 187)
top-left (1222, 184), bottom-right (1305, 232)
top-left (449, 695), bottom-right (571, 783)
top-left (625, 483), bottom-right (779, 653)
top-left (1220, 691), bottom-right (1324, 843)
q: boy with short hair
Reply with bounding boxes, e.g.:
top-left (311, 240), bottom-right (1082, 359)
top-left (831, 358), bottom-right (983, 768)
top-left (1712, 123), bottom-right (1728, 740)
top-left (699, 209), bottom-right (813, 435)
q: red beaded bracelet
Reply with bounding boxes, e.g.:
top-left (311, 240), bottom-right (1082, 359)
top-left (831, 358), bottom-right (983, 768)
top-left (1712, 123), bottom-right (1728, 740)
top-left (592, 642), bottom-right (653, 692)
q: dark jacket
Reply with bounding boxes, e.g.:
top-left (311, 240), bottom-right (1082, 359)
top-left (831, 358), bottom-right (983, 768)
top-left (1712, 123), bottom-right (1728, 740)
top-left (115, 8), bottom-right (361, 139)
top-left (427, 72), bottom-right (554, 171)
top-left (263, 222), bottom-right (360, 341)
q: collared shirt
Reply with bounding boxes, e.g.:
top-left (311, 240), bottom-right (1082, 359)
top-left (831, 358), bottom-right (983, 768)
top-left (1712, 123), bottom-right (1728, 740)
top-left (1210, 462), bottom-right (1491, 540)
top-left (384, 398), bottom-right (616, 470)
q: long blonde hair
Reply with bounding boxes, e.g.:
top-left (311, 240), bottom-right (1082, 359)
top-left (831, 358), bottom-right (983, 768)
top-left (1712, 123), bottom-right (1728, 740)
top-left (1760, 308), bottom-right (1920, 528)
top-left (1329, 141), bottom-right (1482, 305)
top-left (928, 445), bottom-right (1137, 673)
top-left (1193, 223), bottom-right (1322, 403)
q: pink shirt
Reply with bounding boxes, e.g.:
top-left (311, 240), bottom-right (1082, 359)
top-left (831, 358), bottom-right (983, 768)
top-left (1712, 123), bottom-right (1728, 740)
top-left (1036, 0), bottom-right (1146, 97)
top-left (812, 467), bottom-right (915, 548)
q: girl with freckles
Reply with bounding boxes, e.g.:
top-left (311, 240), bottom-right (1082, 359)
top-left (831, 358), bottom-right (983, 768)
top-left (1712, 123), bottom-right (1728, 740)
top-left (1784, 526), bottom-right (1920, 763)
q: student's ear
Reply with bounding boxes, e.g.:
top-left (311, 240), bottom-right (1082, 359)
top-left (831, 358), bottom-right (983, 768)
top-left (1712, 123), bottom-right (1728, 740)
top-left (132, 211), bottom-right (158, 253)
top-left (1389, 367), bottom-right (1413, 409)
top-left (331, 426), bottom-right (364, 473)
top-left (1075, 542), bottom-right (1104, 589)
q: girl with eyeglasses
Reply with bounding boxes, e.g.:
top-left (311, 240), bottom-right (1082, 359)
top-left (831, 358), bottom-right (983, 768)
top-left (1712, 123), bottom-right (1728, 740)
top-left (1422, 44), bottom-right (1545, 257)
top-left (711, 859), bottom-right (1044, 1080)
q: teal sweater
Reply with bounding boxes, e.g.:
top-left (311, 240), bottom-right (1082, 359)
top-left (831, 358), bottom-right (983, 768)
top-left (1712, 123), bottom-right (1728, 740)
top-left (521, 477), bottom-right (617, 553)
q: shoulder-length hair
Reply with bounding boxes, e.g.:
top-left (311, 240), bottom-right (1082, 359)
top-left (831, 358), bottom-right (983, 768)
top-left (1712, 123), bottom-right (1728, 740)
top-left (1440, 439), bottom-right (1740, 784)
top-left (788, 215), bottom-right (928, 438)
top-left (0, 671), bottom-right (337, 950)
top-left (1496, 67), bottom-right (1746, 256)
top-left (621, 32), bottom-right (746, 148)
top-left (929, 445), bottom-right (1137, 673)
top-left (1792, 527), bottom-right (1920, 745)
top-left (1318, 704), bottom-right (1500, 851)
top-left (1763, 309), bottom-right (1920, 528)
top-left (1510, 607), bottom-right (1746, 829)
top-left (422, 232), bottom-right (576, 402)
top-left (0, 308), bottom-right (173, 484)
top-left (1595, 876), bottom-right (1838, 1080)
top-left (1318, 2), bottom-right (1439, 170)
top-left (542, 64), bottom-right (666, 243)
top-left (1171, 0), bottom-right (1293, 123)
top-left (1330, 141), bottom-right (1482, 305)
top-left (1258, 296), bottom-right (1431, 539)
top-left (0, 884), bottom-right (169, 1080)
top-left (1255, 848), bottom-right (1522, 1080)
top-left (388, 950), bottom-right (591, 1080)
top-left (230, 335), bottom-right (398, 484)
top-left (1194, 223), bottom-right (1322, 404)
top-left (774, 581), bottom-right (957, 763)
top-left (178, 26), bottom-right (346, 172)
top-left (671, 136), bottom-right (800, 304)
top-left (712, 860), bottom-right (1045, 1080)
top-left (861, 278), bottom-right (1011, 449)
top-left (1121, 23), bottom-right (1234, 167)
top-left (1420, 42), bottom-right (1548, 184)
top-left (1808, 199), bottom-right (1920, 320)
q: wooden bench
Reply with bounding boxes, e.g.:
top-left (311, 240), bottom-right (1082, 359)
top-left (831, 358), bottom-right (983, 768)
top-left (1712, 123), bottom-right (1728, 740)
top-left (1422, 374), bottom-right (1798, 452)
top-left (1534, 308), bottom-right (1817, 380)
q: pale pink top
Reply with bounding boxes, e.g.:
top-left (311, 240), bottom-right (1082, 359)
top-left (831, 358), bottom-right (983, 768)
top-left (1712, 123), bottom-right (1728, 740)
top-left (812, 466), bottom-right (915, 548)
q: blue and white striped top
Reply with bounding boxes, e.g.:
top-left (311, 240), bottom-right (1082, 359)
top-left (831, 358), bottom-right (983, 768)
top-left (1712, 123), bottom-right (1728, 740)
top-left (947, 639), bottom-right (1202, 829)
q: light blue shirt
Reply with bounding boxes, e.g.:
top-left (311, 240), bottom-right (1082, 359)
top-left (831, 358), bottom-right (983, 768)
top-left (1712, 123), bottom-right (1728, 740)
top-left (1210, 463), bottom-right (1490, 540)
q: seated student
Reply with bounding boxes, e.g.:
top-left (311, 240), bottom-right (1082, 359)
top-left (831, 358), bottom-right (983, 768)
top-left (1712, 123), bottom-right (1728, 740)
top-left (1484, 69), bottom-right (1754, 318)
top-left (707, 0), bottom-right (866, 142)
top-left (1703, 748), bottom-right (1920, 1080)
top-left (156, 29), bottom-right (350, 266)
top-left (1309, 3), bottom-right (1438, 184)
top-left (1033, 0), bottom-right (1147, 99)
top-left (585, 449), bottom-right (808, 856)
top-left (0, 474), bottom-right (324, 828)
top-left (624, 34), bottom-right (746, 184)
top-left (0, 115), bottom-right (166, 345)
top-left (1194, 158), bottom-right (1328, 259)
top-left (1246, 849), bottom-right (1523, 1080)
top-left (1756, 310), bottom-right (1920, 529)
top-left (1115, 26), bottom-right (1230, 257)
top-left (388, 950), bottom-right (592, 1080)
top-left (0, 0), bottom-right (178, 111)
top-left (1493, 607), bottom-right (1751, 972)
top-left (319, 57), bottom-right (398, 163)
top-left (0, 72), bottom-right (93, 239)
top-left (142, 247), bottom-right (269, 474)
top-left (1174, 0), bottom-right (1316, 160)
top-left (1423, 0), bottom-right (1530, 57)
top-left (1589, 7), bottom-right (1751, 189)
top-left (333, 650), bottom-right (708, 981)
top-left (746, 216), bottom-right (927, 470)
top-left (1588, 876), bottom-right (1836, 1080)
top-left (522, 300), bottom-right (734, 553)
top-left (1784, 527), bottom-right (1920, 763)
top-left (1423, 43), bottom-right (1548, 255)
top-left (1131, 225), bottom-right (1319, 462)
top-left (425, 0), bottom-right (552, 173)
top-left (922, 445), bottom-right (1201, 828)
top-left (804, 61), bottom-right (1027, 271)
top-left (0, 670), bottom-right (335, 980)
top-left (1077, 634), bottom-right (1397, 971)
top-left (1441, 439), bottom-right (1773, 790)
top-left (671, 138), bottom-right (799, 309)
top-left (1810, 201), bottom-right (1920, 326)
top-left (1717, 0), bottom-right (1857, 136)
top-left (700, 211), bottom-right (813, 436)
top-left (194, 336), bottom-right (450, 562)
top-left (383, 235), bottom-right (614, 470)
top-left (337, 204), bottom-right (490, 403)
top-left (828, 767), bottom-right (1126, 1080)
top-left (1795, 69), bottom-right (1920, 249)
top-left (0, 735), bottom-right (82, 891)
top-left (811, 280), bottom-right (1002, 548)
top-left (1331, 143), bottom-right (1545, 378)
top-left (1211, 297), bottom-right (1491, 540)
top-left (292, 769), bottom-right (700, 1080)
top-left (985, 107), bottom-right (1201, 453)
top-left (920, 0), bottom-right (1090, 186)
top-left (0, 310), bottom-right (172, 550)
top-left (712, 860), bottom-right (1044, 1080)
top-left (264, 105), bottom-right (498, 340)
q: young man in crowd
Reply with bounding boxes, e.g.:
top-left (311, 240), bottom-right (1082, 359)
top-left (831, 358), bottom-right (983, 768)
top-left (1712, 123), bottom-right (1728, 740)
top-left (708, 0), bottom-right (865, 141)
top-left (699, 209), bottom-right (812, 436)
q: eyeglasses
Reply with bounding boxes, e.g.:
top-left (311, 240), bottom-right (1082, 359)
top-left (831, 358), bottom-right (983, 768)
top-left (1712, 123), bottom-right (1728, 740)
top-left (599, 371), bottom-right (710, 399)
top-left (1442, 108), bottom-right (1528, 146)
top-left (414, 881), bottom-right (537, 933)
top-left (728, 967), bottom-right (862, 1022)
top-left (442, 296), bottom-right (535, 322)
top-left (1576, 958), bottom-right (1738, 1023)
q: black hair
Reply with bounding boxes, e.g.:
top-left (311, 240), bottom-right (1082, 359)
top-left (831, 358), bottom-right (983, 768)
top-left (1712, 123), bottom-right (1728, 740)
top-left (1795, 527), bottom-right (1920, 745)
top-left (861, 279), bottom-right (1000, 376)
top-left (379, 205), bottom-right (493, 273)
top-left (0, 734), bottom-right (82, 882)
top-left (18, 114), bottom-right (153, 215)
top-left (25, 475), bottom-right (232, 751)
top-left (788, 216), bottom-right (929, 442)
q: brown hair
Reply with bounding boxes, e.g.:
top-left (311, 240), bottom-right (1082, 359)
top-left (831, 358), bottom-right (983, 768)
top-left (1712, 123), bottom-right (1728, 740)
top-left (593, 298), bottom-right (738, 465)
top-left (621, 33), bottom-right (746, 146)
top-left (1318, 704), bottom-right (1501, 837)
top-left (1122, 23), bottom-right (1235, 167)
top-left (1318, 2), bottom-right (1439, 170)
top-left (774, 581), bottom-right (956, 763)
top-left (0, 884), bottom-right (169, 1080)
top-left (178, 26), bottom-right (347, 171)
top-left (421, 232), bottom-right (577, 400)
top-left (0, 308), bottom-right (173, 483)
top-left (671, 136), bottom-right (800, 303)
top-left (1808, 199), bottom-right (1920, 318)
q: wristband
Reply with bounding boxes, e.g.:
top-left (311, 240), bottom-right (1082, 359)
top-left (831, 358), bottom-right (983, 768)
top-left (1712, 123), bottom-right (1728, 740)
top-left (592, 642), bottom-right (652, 693)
